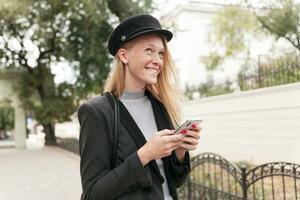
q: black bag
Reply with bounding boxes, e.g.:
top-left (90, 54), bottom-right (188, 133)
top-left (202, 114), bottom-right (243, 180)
top-left (80, 92), bottom-right (120, 200)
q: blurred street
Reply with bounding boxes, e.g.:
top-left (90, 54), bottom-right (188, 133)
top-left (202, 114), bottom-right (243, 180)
top-left (0, 147), bottom-right (81, 200)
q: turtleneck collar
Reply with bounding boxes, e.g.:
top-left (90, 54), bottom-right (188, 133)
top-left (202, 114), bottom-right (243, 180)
top-left (120, 90), bottom-right (146, 100)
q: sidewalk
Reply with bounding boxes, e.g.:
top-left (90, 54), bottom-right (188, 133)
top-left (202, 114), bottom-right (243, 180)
top-left (0, 146), bottom-right (81, 200)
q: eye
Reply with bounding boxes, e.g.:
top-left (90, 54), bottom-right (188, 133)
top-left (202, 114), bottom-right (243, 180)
top-left (145, 48), bottom-right (153, 55)
top-left (158, 51), bottom-right (164, 59)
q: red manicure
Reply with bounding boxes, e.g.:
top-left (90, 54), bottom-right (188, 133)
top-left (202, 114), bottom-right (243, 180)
top-left (180, 129), bottom-right (187, 134)
top-left (192, 124), bottom-right (197, 129)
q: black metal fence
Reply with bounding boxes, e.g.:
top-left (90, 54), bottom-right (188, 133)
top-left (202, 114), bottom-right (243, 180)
top-left (178, 152), bottom-right (300, 200)
top-left (238, 57), bottom-right (300, 91)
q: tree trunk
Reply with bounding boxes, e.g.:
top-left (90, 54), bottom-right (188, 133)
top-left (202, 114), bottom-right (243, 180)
top-left (43, 122), bottom-right (56, 145)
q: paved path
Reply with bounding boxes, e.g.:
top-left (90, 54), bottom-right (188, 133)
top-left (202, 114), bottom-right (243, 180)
top-left (0, 147), bottom-right (81, 200)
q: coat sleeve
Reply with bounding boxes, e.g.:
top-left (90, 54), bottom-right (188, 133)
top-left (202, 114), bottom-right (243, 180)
top-left (169, 151), bottom-right (190, 187)
top-left (78, 102), bottom-right (152, 200)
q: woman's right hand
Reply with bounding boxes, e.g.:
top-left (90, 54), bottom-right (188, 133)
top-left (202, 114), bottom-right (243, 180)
top-left (137, 129), bottom-right (184, 166)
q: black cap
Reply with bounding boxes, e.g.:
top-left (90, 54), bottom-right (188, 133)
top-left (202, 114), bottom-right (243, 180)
top-left (108, 14), bottom-right (173, 56)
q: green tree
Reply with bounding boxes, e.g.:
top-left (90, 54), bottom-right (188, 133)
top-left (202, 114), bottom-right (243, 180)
top-left (211, 1), bottom-right (300, 56)
top-left (251, 0), bottom-right (300, 52)
top-left (0, 107), bottom-right (14, 131)
top-left (201, 52), bottom-right (224, 71)
top-left (0, 0), bottom-right (153, 145)
top-left (210, 5), bottom-right (259, 58)
top-left (192, 6), bottom-right (258, 99)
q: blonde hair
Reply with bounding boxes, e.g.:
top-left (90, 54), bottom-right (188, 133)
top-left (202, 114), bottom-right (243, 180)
top-left (104, 36), bottom-right (182, 127)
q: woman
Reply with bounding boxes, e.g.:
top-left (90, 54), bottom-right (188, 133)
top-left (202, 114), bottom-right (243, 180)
top-left (78, 14), bottom-right (201, 200)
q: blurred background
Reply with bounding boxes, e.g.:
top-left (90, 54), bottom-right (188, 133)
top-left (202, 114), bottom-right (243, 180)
top-left (1, 0), bottom-right (300, 199)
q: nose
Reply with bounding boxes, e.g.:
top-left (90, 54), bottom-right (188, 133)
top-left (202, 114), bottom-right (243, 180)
top-left (152, 53), bottom-right (163, 66)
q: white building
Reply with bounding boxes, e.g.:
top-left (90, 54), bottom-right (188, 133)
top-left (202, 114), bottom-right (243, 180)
top-left (160, 0), bottom-right (295, 90)
top-left (161, 0), bottom-right (223, 88)
top-left (159, 0), bottom-right (300, 164)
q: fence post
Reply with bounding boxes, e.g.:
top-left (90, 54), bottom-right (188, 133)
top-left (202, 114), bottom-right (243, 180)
top-left (241, 165), bottom-right (247, 200)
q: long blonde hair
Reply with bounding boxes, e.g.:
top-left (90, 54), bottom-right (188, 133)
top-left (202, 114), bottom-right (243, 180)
top-left (104, 36), bottom-right (182, 127)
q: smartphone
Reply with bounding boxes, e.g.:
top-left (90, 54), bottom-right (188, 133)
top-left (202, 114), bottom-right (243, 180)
top-left (175, 119), bottom-right (203, 134)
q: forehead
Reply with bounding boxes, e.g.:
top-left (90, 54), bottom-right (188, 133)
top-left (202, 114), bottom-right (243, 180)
top-left (130, 34), bottom-right (165, 48)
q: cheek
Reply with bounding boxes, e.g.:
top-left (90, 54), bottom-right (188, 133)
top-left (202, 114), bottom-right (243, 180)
top-left (134, 56), bottom-right (151, 70)
top-left (127, 51), bottom-right (154, 73)
top-left (127, 61), bottom-right (144, 76)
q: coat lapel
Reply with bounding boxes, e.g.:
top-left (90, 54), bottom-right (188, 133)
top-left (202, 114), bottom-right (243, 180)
top-left (146, 91), bottom-right (174, 131)
top-left (147, 92), bottom-right (180, 194)
top-left (118, 91), bottom-right (172, 182)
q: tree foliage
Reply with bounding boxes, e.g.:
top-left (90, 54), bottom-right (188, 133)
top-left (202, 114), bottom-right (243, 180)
top-left (201, 52), bottom-right (224, 71)
top-left (0, 0), bottom-right (153, 144)
top-left (200, 5), bottom-right (258, 81)
top-left (204, 1), bottom-right (300, 95)
top-left (253, 0), bottom-right (300, 52)
top-left (184, 81), bottom-right (234, 100)
top-left (212, 5), bottom-right (259, 57)
top-left (0, 107), bottom-right (14, 131)
top-left (211, 0), bottom-right (300, 57)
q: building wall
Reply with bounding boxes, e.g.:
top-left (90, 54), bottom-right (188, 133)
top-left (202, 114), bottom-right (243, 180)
top-left (162, 1), bottom-right (223, 87)
top-left (0, 72), bottom-right (26, 148)
top-left (182, 82), bottom-right (300, 165)
top-left (161, 0), bottom-right (295, 89)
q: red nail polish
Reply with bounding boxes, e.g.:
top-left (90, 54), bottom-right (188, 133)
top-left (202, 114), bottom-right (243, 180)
top-left (192, 124), bottom-right (197, 128)
top-left (180, 130), bottom-right (187, 134)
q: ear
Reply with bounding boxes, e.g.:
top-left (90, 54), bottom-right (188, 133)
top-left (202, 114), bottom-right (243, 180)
top-left (117, 48), bottom-right (128, 64)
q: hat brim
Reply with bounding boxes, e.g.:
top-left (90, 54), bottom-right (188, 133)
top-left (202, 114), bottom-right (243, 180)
top-left (126, 29), bottom-right (173, 43)
top-left (111, 29), bottom-right (173, 56)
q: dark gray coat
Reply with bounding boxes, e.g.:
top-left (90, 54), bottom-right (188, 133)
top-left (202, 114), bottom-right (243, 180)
top-left (78, 91), bottom-right (190, 200)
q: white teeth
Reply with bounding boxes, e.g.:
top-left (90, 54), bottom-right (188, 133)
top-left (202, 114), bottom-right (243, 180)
top-left (146, 67), bottom-right (158, 72)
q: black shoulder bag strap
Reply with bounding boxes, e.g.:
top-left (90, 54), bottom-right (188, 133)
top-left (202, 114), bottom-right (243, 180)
top-left (103, 92), bottom-right (120, 168)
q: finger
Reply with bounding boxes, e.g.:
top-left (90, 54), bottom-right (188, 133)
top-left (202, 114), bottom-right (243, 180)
top-left (188, 125), bottom-right (202, 132)
top-left (182, 136), bottom-right (199, 145)
top-left (164, 134), bottom-right (184, 142)
top-left (156, 129), bottom-right (175, 136)
top-left (168, 141), bottom-right (182, 150)
top-left (179, 143), bottom-right (198, 151)
top-left (183, 130), bottom-right (201, 139)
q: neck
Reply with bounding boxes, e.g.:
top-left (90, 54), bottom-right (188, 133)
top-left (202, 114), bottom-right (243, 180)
top-left (120, 90), bottom-right (145, 100)
top-left (124, 85), bottom-right (145, 93)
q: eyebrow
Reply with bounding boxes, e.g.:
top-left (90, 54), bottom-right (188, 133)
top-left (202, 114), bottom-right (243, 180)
top-left (144, 43), bottom-right (165, 51)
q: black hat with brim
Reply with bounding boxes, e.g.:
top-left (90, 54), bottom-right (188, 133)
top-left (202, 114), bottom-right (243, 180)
top-left (108, 14), bottom-right (173, 56)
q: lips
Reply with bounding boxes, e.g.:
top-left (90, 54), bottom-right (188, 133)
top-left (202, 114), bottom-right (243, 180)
top-left (145, 67), bottom-right (160, 73)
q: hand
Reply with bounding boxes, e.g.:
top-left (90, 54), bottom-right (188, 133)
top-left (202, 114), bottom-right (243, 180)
top-left (138, 129), bottom-right (184, 166)
top-left (175, 123), bottom-right (202, 161)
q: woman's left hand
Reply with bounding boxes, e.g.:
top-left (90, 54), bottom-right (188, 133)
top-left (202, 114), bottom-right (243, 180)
top-left (175, 123), bottom-right (202, 161)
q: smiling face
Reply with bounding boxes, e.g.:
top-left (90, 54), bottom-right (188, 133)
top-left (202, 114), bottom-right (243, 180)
top-left (117, 34), bottom-right (165, 92)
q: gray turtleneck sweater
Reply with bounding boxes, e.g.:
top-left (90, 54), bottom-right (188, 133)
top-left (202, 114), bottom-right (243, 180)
top-left (120, 90), bottom-right (173, 200)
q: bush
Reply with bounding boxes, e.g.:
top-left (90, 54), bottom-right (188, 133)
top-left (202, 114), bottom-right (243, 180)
top-left (0, 107), bottom-right (14, 131)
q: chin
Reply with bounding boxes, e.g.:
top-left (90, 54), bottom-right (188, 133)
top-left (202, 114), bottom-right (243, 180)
top-left (145, 78), bottom-right (158, 85)
top-left (141, 73), bottom-right (159, 85)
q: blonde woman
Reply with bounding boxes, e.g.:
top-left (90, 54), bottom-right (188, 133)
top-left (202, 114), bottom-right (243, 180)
top-left (78, 14), bottom-right (201, 200)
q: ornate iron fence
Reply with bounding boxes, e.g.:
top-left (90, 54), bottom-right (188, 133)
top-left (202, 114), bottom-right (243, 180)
top-left (178, 152), bottom-right (300, 200)
top-left (238, 56), bottom-right (300, 91)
